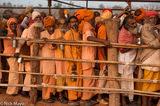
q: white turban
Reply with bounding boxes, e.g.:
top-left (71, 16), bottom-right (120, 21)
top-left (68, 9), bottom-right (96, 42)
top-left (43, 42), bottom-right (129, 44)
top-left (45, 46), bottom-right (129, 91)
top-left (32, 11), bottom-right (41, 20)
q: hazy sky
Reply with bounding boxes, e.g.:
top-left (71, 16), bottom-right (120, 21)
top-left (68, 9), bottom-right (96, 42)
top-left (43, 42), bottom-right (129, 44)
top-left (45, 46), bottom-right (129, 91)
top-left (0, 0), bottom-right (158, 9)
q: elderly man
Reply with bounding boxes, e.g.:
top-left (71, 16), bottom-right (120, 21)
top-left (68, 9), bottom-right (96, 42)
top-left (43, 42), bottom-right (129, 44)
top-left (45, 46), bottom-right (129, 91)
top-left (40, 16), bottom-right (56, 103)
top-left (64, 16), bottom-right (82, 106)
top-left (53, 17), bottom-right (68, 104)
top-left (118, 15), bottom-right (139, 105)
top-left (3, 17), bottom-right (21, 95)
top-left (80, 9), bottom-right (110, 106)
top-left (137, 10), bottom-right (160, 106)
top-left (28, 11), bottom-right (42, 27)
top-left (14, 11), bottom-right (42, 97)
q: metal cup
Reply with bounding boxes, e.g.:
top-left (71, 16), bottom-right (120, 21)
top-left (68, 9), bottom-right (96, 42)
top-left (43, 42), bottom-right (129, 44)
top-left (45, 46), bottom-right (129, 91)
top-left (12, 39), bottom-right (17, 48)
top-left (60, 44), bottom-right (64, 50)
top-left (71, 72), bottom-right (77, 82)
top-left (137, 38), bottom-right (141, 45)
top-left (17, 57), bottom-right (23, 63)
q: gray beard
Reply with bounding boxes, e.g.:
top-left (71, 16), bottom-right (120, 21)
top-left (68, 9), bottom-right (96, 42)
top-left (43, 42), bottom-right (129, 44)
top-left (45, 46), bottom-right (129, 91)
top-left (128, 26), bottom-right (139, 35)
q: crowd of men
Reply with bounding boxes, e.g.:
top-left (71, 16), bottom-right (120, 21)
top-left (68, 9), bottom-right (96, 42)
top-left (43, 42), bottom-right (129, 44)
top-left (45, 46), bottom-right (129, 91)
top-left (0, 5), bottom-right (160, 106)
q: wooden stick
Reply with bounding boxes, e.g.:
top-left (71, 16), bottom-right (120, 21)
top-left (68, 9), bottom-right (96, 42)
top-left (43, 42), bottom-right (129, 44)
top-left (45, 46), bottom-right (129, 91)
top-left (1, 70), bottom-right (160, 83)
top-left (0, 36), bottom-right (152, 48)
top-left (0, 83), bottom-right (160, 97)
top-left (1, 53), bottom-right (160, 68)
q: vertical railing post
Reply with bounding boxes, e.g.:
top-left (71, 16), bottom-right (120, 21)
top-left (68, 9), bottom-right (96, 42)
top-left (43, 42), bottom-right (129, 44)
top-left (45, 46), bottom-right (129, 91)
top-left (106, 18), bottom-right (120, 106)
top-left (30, 43), bottom-right (40, 105)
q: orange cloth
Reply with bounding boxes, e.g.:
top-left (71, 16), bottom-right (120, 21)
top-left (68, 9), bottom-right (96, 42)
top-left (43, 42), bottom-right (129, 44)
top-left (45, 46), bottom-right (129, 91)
top-left (6, 58), bottom-right (19, 95)
top-left (53, 29), bottom-right (66, 92)
top-left (97, 24), bottom-right (107, 70)
top-left (78, 20), bottom-right (85, 33)
top-left (81, 22), bottom-right (97, 100)
top-left (133, 8), bottom-right (146, 22)
top-left (74, 9), bottom-right (87, 22)
top-left (40, 30), bottom-right (56, 99)
top-left (83, 9), bottom-right (94, 22)
top-left (44, 16), bottom-right (55, 27)
top-left (7, 18), bottom-right (18, 34)
top-left (75, 9), bottom-right (94, 22)
top-left (76, 9), bottom-right (94, 33)
top-left (82, 22), bottom-right (96, 70)
top-left (3, 18), bottom-right (21, 54)
top-left (22, 62), bottom-right (31, 91)
top-left (64, 29), bottom-right (82, 100)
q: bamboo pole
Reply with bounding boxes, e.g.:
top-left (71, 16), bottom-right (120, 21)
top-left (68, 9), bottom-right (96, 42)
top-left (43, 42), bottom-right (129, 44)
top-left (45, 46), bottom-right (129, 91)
top-left (1, 53), bottom-right (160, 68)
top-left (0, 70), bottom-right (160, 83)
top-left (0, 36), bottom-right (151, 48)
top-left (106, 18), bottom-right (120, 106)
top-left (0, 83), bottom-right (160, 97)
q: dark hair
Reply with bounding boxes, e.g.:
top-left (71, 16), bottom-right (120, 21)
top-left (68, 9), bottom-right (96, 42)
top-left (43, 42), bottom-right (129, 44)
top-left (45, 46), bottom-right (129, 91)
top-left (123, 15), bottom-right (135, 26)
top-left (68, 16), bottom-right (78, 23)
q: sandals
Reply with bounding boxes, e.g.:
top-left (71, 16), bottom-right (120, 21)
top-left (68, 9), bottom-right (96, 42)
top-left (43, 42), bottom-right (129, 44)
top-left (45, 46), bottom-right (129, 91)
top-left (80, 100), bottom-right (98, 106)
top-left (58, 96), bottom-right (68, 104)
top-left (97, 99), bottom-right (108, 105)
top-left (43, 98), bottom-right (55, 103)
top-left (68, 100), bottom-right (80, 106)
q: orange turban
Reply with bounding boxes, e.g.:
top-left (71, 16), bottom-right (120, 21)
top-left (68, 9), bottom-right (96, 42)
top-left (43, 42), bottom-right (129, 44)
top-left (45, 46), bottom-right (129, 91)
top-left (133, 8), bottom-right (146, 22)
top-left (74, 9), bottom-right (87, 22)
top-left (7, 18), bottom-right (21, 36)
top-left (7, 18), bottom-right (18, 34)
top-left (75, 9), bottom-right (94, 22)
top-left (44, 16), bottom-right (55, 27)
top-left (83, 9), bottom-right (94, 21)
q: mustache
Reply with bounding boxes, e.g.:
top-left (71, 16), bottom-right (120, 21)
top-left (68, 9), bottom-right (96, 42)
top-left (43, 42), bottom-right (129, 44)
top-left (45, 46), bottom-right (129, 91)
top-left (128, 26), bottom-right (139, 35)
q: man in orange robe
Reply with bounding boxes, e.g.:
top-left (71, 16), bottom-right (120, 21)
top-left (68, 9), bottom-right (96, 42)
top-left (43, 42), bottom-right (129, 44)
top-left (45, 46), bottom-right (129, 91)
top-left (53, 17), bottom-right (68, 104)
top-left (64, 16), bottom-right (82, 106)
top-left (80, 9), bottom-right (110, 106)
top-left (40, 16), bottom-right (57, 103)
top-left (3, 18), bottom-right (21, 95)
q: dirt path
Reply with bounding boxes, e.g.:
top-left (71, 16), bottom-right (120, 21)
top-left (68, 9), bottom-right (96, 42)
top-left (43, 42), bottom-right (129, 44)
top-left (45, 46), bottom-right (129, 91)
top-left (0, 87), bottom-right (107, 106)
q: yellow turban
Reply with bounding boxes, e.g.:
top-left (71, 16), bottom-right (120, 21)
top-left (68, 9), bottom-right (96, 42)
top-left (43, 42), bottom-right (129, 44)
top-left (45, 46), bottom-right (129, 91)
top-left (133, 8), bottom-right (146, 22)
top-left (101, 10), bottom-right (112, 21)
top-left (44, 16), bottom-right (55, 27)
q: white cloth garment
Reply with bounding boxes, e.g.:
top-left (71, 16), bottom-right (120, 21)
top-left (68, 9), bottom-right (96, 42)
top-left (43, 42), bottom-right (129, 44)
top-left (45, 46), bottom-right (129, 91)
top-left (118, 49), bottom-right (137, 101)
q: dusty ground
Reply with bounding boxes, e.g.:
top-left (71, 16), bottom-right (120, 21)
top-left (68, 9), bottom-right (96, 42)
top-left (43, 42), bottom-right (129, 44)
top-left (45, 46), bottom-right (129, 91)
top-left (0, 87), bottom-right (157, 106)
top-left (0, 87), bottom-right (108, 106)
